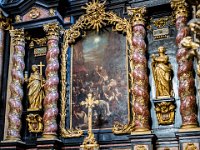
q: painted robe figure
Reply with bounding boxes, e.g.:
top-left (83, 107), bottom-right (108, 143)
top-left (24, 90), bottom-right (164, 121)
top-left (27, 65), bottom-right (45, 111)
top-left (151, 46), bottom-right (173, 99)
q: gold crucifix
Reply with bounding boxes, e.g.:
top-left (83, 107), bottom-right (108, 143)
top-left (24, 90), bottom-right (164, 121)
top-left (80, 93), bottom-right (100, 150)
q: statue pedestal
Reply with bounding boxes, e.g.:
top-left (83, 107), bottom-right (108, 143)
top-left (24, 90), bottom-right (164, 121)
top-left (0, 140), bottom-right (25, 149)
top-left (129, 134), bottom-right (155, 150)
top-left (176, 131), bottom-right (200, 150)
top-left (152, 97), bottom-right (176, 126)
top-left (36, 138), bottom-right (62, 149)
top-left (80, 143), bottom-right (99, 150)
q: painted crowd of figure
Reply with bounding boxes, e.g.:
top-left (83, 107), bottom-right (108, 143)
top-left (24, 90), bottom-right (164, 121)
top-left (72, 65), bottom-right (126, 129)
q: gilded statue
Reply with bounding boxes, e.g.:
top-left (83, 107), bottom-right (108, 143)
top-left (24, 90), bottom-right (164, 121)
top-left (151, 46), bottom-right (173, 99)
top-left (25, 64), bottom-right (45, 111)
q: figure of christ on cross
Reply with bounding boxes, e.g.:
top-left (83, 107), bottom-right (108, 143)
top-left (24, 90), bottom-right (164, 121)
top-left (80, 93), bottom-right (100, 150)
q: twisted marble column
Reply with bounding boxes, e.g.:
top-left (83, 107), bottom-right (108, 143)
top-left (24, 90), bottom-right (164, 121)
top-left (43, 23), bottom-right (60, 139)
top-left (130, 7), bottom-right (150, 132)
top-left (6, 29), bottom-right (25, 140)
top-left (171, 0), bottom-right (198, 128)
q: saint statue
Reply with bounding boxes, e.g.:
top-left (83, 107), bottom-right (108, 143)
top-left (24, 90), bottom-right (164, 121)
top-left (151, 46), bottom-right (173, 99)
top-left (26, 64), bottom-right (45, 111)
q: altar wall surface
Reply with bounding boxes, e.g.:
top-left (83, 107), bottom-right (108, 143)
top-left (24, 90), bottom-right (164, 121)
top-left (0, 0), bottom-right (200, 150)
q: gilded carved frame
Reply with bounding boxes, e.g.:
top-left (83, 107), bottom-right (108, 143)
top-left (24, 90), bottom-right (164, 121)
top-left (60, 0), bottom-right (133, 138)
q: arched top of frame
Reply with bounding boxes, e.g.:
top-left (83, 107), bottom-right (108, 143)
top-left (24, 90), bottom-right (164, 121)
top-left (63, 0), bottom-right (130, 45)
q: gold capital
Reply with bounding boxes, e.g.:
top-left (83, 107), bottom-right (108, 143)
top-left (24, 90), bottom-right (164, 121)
top-left (127, 7), bottom-right (146, 26)
top-left (0, 11), bottom-right (11, 30)
top-left (11, 29), bottom-right (25, 46)
top-left (171, 0), bottom-right (188, 19)
top-left (43, 22), bottom-right (61, 38)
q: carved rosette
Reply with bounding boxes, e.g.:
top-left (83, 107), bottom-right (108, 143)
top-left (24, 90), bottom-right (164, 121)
top-left (6, 29), bottom-right (25, 140)
top-left (129, 7), bottom-right (150, 131)
top-left (171, 0), bottom-right (198, 128)
top-left (43, 22), bottom-right (60, 138)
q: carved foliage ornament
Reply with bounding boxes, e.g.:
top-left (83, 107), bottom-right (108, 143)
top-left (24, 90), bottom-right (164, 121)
top-left (171, 0), bottom-right (188, 19)
top-left (26, 114), bottom-right (43, 133)
top-left (127, 7), bottom-right (146, 26)
top-left (0, 11), bottom-right (11, 30)
top-left (155, 102), bottom-right (175, 125)
top-left (61, 0), bottom-right (133, 137)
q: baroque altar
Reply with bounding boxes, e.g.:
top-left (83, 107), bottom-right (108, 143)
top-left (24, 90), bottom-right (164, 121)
top-left (0, 0), bottom-right (200, 150)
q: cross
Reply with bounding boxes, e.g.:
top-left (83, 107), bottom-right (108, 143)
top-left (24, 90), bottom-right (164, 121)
top-left (80, 93), bottom-right (99, 134)
top-left (37, 61), bottom-right (45, 76)
top-left (37, 61), bottom-right (45, 85)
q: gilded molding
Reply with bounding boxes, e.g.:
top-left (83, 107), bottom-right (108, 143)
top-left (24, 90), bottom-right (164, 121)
top-left (6, 29), bottom-right (25, 141)
top-left (61, 0), bottom-right (132, 137)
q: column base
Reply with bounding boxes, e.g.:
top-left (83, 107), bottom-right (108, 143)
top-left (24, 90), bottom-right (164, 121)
top-left (131, 130), bottom-right (151, 135)
top-left (176, 130), bottom-right (200, 150)
top-left (129, 133), bottom-right (155, 150)
top-left (179, 127), bottom-right (200, 132)
top-left (37, 138), bottom-right (62, 149)
top-left (41, 133), bottom-right (58, 140)
top-left (0, 139), bottom-right (25, 149)
top-left (180, 124), bottom-right (198, 129)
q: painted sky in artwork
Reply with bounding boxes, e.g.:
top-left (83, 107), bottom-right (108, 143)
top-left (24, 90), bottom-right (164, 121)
top-left (82, 32), bottom-right (108, 64)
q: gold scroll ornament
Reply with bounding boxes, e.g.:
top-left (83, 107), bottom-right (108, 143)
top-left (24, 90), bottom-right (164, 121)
top-left (151, 46), bottom-right (173, 99)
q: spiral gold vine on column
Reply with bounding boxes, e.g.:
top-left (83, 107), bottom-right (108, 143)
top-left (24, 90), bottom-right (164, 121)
top-left (42, 22), bottom-right (61, 139)
top-left (128, 7), bottom-right (150, 132)
top-left (171, 0), bottom-right (198, 129)
top-left (6, 29), bottom-right (25, 141)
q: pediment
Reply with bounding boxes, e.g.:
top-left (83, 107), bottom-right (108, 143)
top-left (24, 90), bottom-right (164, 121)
top-left (15, 5), bottom-right (55, 23)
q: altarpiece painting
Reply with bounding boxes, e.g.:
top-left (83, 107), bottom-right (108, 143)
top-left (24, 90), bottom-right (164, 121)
top-left (60, 1), bottom-right (134, 138)
top-left (71, 30), bottom-right (129, 129)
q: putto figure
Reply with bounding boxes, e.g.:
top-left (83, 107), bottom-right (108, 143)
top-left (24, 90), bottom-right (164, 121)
top-left (26, 64), bottom-right (45, 111)
top-left (151, 46), bottom-right (173, 99)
